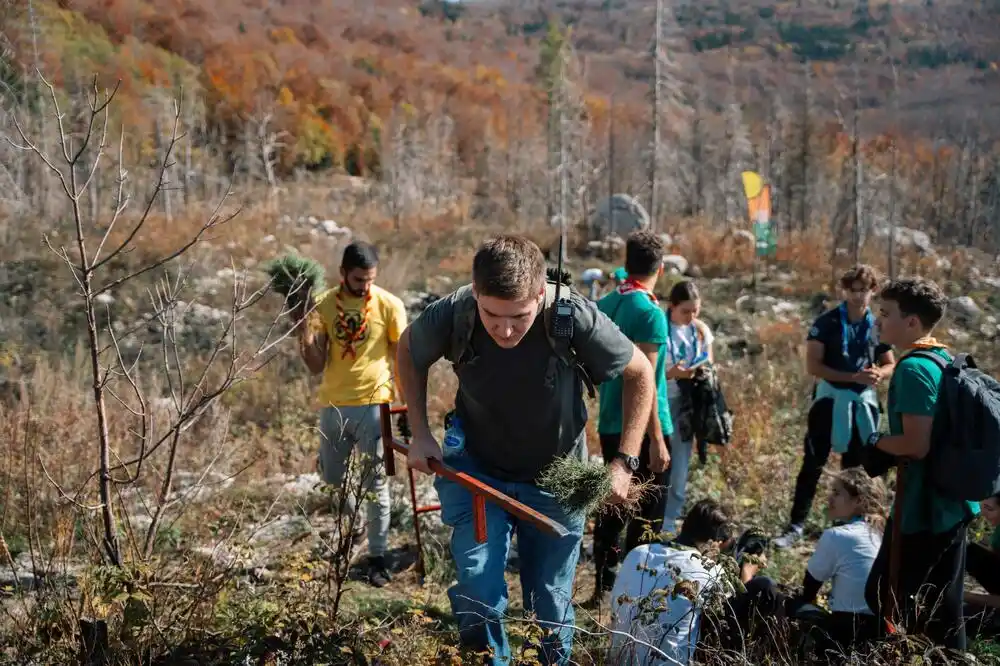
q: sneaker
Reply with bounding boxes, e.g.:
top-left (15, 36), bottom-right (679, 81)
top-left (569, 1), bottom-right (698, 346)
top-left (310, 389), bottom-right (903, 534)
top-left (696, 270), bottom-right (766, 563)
top-left (773, 524), bottom-right (804, 550)
top-left (367, 556), bottom-right (392, 588)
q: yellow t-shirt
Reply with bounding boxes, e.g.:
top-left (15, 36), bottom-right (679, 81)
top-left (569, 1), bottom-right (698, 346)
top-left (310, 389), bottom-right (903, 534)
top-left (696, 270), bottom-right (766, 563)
top-left (314, 284), bottom-right (407, 407)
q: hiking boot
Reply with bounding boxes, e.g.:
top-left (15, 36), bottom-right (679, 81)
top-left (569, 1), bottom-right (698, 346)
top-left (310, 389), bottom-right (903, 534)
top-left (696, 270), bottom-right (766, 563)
top-left (773, 524), bottom-right (804, 549)
top-left (367, 556), bottom-right (392, 588)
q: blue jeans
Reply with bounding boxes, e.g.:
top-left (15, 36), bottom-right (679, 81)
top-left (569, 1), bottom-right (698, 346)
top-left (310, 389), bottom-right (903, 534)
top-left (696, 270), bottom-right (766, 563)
top-left (663, 395), bottom-right (692, 525)
top-left (434, 451), bottom-right (586, 665)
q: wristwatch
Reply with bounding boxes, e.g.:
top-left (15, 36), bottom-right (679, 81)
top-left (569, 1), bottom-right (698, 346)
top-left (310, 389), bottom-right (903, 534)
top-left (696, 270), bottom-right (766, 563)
top-left (613, 452), bottom-right (641, 473)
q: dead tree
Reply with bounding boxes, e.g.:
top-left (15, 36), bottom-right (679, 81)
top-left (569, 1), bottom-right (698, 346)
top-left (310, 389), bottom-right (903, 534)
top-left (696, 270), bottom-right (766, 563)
top-left (649, 0), bottom-right (694, 226)
top-left (9, 76), bottom-right (298, 566)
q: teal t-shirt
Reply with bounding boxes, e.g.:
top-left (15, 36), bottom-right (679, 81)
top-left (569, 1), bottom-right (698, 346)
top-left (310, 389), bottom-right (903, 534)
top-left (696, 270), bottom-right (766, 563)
top-left (889, 347), bottom-right (980, 534)
top-left (596, 290), bottom-right (673, 437)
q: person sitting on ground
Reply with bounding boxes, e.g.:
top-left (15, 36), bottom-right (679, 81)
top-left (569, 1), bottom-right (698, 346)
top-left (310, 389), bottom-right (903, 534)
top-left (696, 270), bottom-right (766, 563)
top-left (662, 281), bottom-right (715, 529)
top-left (965, 492), bottom-right (1000, 641)
top-left (785, 468), bottom-right (885, 660)
top-left (863, 277), bottom-right (979, 652)
top-left (297, 241), bottom-right (408, 588)
top-left (609, 499), bottom-right (781, 666)
top-left (775, 265), bottom-right (895, 549)
top-left (590, 231), bottom-right (672, 604)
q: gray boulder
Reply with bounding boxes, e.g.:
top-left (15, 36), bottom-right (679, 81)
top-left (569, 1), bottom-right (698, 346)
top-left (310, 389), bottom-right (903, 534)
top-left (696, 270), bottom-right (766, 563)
top-left (591, 194), bottom-right (650, 238)
top-left (949, 296), bottom-right (981, 324)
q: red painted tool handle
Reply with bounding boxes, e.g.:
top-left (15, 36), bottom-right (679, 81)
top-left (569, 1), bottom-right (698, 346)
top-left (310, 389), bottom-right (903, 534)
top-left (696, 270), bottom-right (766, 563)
top-left (473, 496), bottom-right (488, 543)
top-left (379, 404), bottom-right (569, 539)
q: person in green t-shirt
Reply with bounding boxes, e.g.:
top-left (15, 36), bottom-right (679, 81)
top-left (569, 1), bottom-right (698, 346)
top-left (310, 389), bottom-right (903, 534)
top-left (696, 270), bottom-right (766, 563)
top-left (965, 493), bottom-right (1000, 641)
top-left (863, 277), bottom-right (979, 651)
top-left (589, 231), bottom-right (673, 602)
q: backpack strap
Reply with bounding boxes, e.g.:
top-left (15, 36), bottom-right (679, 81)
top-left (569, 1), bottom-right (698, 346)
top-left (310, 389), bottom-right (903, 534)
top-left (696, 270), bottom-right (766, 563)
top-left (905, 348), bottom-right (948, 368)
top-left (446, 285), bottom-right (478, 366)
top-left (445, 281), bottom-right (597, 398)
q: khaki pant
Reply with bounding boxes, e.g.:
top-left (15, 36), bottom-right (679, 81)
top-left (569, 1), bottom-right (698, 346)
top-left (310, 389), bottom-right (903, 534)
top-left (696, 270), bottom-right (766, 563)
top-left (318, 405), bottom-right (391, 558)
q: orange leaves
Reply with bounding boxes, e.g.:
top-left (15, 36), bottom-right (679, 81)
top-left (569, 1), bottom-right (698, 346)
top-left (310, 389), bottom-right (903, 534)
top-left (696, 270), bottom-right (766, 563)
top-left (473, 64), bottom-right (506, 89)
top-left (25, 0), bottom-right (572, 178)
top-left (269, 26), bottom-right (300, 46)
top-left (203, 47), bottom-right (282, 118)
top-left (277, 86), bottom-right (295, 107)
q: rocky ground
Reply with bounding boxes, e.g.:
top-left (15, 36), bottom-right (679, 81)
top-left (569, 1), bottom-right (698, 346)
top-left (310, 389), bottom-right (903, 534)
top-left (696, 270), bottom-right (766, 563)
top-left (2, 206), bottom-right (1000, 662)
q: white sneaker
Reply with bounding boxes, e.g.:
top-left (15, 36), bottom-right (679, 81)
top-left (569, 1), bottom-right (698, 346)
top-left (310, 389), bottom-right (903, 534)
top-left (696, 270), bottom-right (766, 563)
top-left (773, 524), bottom-right (804, 549)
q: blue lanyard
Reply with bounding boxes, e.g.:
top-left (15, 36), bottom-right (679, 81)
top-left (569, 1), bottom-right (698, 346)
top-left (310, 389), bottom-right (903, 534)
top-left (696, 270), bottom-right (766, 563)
top-left (839, 302), bottom-right (873, 361)
top-left (667, 311), bottom-right (699, 365)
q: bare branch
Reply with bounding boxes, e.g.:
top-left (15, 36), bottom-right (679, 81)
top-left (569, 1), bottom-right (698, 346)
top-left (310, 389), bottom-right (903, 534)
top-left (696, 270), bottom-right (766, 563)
top-left (91, 100), bottom-right (185, 272)
top-left (93, 192), bottom-right (240, 297)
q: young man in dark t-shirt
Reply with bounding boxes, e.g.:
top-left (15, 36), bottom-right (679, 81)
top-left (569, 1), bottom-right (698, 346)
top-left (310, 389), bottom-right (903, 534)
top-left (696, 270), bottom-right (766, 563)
top-left (775, 265), bottom-right (895, 548)
top-left (396, 235), bottom-right (656, 665)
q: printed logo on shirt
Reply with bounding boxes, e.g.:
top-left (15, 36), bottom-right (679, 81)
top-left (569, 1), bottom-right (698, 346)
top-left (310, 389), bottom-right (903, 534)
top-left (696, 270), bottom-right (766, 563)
top-left (335, 309), bottom-right (370, 346)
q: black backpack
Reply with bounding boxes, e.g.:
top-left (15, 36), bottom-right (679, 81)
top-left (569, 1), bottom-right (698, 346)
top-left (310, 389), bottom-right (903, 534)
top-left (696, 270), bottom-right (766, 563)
top-left (908, 350), bottom-right (1000, 502)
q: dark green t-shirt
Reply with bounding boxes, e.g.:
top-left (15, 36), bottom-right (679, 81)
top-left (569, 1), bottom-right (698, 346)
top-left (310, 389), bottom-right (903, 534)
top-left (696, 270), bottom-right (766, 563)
top-left (407, 286), bottom-right (635, 483)
top-left (889, 348), bottom-right (980, 534)
top-left (596, 290), bottom-right (673, 437)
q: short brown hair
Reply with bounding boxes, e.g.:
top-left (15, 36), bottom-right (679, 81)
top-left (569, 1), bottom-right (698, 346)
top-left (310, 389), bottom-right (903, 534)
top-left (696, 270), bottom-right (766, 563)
top-left (880, 277), bottom-right (947, 331)
top-left (839, 264), bottom-right (880, 291)
top-left (472, 234), bottom-right (546, 300)
top-left (624, 230), bottom-right (665, 277)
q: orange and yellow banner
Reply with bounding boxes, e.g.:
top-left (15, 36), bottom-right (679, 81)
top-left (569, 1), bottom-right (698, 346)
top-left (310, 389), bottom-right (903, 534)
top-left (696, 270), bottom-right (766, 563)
top-left (742, 171), bottom-right (775, 257)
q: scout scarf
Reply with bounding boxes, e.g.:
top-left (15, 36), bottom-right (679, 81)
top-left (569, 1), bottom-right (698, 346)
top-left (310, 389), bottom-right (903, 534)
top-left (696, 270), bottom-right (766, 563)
top-left (898, 336), bottom-right (948, 359)
top-left (838, 302), bottom-right (874, 363)
top-left (335, 283), bottom-right (372, 360)
top-left (617, 276), bottom-right (658, 303)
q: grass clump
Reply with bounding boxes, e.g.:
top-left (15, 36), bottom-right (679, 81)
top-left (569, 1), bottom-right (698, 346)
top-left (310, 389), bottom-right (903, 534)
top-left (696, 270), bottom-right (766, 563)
top-left (263, 252), bottom-right (326, 314)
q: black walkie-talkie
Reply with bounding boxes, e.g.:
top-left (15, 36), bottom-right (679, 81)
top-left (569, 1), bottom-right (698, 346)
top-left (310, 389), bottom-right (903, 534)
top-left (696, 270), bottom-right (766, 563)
top-left (551, 228), bottom-right (574, 339)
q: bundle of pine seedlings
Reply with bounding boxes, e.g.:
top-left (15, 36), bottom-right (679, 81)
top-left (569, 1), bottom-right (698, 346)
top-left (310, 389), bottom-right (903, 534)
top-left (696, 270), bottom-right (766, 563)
top-left (263, 252), bottom-right (325, 317)
top-left (537, 455), bottom-right (652, 517)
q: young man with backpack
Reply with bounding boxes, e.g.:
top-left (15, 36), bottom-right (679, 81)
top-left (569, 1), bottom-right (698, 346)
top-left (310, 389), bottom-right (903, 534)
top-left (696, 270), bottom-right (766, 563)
top-left (298, 241), bottom-right (408, 588)
top-left (590, 230), bottom-right (672, 603)
top-left (395, 234), bottom-right (656, 665)
top-left (863, 277), bottom-right (983, 651)
top-left (775, 265), bottom-right (895, 549)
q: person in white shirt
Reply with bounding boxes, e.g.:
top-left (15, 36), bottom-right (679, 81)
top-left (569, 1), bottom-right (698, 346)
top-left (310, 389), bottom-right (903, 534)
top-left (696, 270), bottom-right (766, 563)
top-left (663, 281), bottom-right (715, 528)
top-left (785, 468), bottom-right (886, 661)
top-left (609, 499), bottom-right (781, 665)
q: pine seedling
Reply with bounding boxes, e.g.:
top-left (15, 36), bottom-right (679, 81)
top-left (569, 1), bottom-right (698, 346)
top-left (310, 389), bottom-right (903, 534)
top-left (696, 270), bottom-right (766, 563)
top-left (263, 252), bottom-right (326, 315)
top-left (537, 456), bottom-right (653, 517)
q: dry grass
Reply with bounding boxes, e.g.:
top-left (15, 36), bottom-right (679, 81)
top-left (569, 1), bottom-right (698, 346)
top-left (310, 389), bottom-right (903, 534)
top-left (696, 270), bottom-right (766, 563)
top-left (2, 185), bottom-right (999, 664)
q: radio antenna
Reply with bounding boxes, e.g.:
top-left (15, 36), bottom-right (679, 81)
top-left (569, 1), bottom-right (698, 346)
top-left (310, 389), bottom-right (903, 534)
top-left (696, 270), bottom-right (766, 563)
top-left (555, 218), bottom-right (566, 299)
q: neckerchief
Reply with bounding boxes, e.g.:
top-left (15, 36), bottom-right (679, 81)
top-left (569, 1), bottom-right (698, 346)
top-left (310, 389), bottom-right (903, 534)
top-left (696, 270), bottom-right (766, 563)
top-left (335, 283), bottom-right (372, 360)
top-left (898, 336), bottom-right (948, 360)
top-left (839, 302), bottom-right (874, 364)
top-left (617, 277), bottom-right (658, 303)
top-left (666, 311), bottom-right (699, 366)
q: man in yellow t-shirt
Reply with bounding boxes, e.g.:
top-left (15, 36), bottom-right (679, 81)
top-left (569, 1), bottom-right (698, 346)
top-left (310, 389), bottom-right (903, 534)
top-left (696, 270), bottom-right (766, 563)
top-left (298, 240), bottom-right (407, 587)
